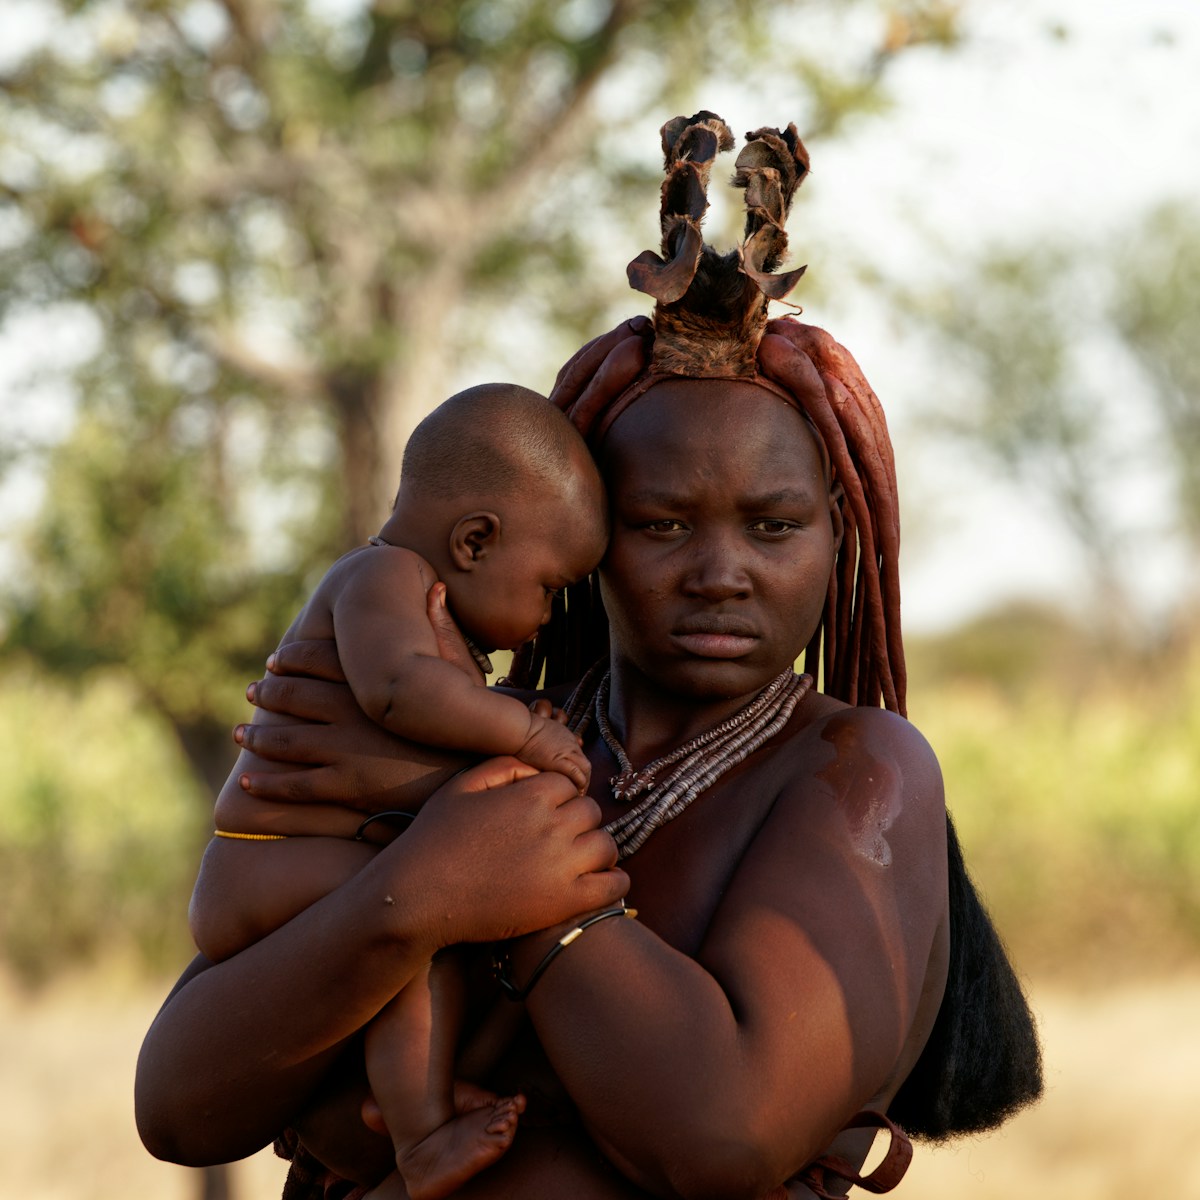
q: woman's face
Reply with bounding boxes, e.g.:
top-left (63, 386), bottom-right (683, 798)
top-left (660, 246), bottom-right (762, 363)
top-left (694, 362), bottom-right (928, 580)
top-left (599, 377), bottom-right (839, 704)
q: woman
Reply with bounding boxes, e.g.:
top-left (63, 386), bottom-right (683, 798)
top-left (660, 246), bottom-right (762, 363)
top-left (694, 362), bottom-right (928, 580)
top-left (136, 115), bottom-right (1041, 1198)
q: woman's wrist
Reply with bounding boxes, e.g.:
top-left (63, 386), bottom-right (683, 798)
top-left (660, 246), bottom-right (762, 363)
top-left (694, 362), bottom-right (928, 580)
top-left (495, 902), bottom-right (638, 1002)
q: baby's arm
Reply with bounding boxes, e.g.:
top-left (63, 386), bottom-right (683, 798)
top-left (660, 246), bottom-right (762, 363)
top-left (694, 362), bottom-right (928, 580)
top-left (334, 556), bottom-right (588, 789)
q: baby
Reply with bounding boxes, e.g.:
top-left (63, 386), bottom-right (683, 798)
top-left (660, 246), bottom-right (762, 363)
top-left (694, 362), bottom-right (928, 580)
top-left (189, 383), bottom-right (608, 1200)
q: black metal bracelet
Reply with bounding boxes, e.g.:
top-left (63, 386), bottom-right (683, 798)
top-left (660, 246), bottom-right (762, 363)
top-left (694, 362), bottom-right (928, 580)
top-left (493, 904), bottom-right (639, 1002)
top-left (354, 810), bottom-right (418, 840)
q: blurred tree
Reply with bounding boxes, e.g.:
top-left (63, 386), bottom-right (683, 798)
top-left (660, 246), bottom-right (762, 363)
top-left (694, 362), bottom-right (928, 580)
top-left (907, 245), bottom-right (1127, 613)
top-left (1114, 201), bottom-right (1200, 552)
top-left (1, 0), bottom-right (962, 798)
top-left (902, 203), bottom-right (1200, 637)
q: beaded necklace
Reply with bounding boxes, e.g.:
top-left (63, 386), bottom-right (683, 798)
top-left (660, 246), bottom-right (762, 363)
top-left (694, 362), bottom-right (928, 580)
top-left (564, 664), bottom-right (813, 858)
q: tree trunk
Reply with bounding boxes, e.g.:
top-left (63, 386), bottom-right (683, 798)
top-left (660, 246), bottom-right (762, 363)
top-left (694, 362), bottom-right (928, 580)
top-left (174, 715), bottom-right (242, 801)
top-left (199, 1162), bottom-right (233, 1200)
top-left (328, 268), bottom-right (461, 545)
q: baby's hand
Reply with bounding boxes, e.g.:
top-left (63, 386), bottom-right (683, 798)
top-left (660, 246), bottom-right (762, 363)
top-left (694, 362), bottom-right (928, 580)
top-left (517, 712), bottom-right (591, 794)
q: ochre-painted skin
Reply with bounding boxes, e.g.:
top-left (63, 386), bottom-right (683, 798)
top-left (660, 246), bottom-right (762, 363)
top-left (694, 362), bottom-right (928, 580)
top-left (137, 380), bottom-right (950, 1200)
top-left (419, 382), bottom-right (951, 1198)
top-left (598, 377), bottom-right (841, 744)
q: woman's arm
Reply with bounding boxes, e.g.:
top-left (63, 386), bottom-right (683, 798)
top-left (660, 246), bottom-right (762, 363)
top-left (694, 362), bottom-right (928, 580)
top-left (510, 708), bottom-right (948, 1200)
top-left (136, 757), bottom-right (628, 1166)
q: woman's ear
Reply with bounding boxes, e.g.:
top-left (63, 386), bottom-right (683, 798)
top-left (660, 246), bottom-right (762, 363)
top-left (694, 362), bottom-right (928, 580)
top-left (448, 511), bottom-right (502, 571)
top-left (828, 482), bottom-right (845, 552)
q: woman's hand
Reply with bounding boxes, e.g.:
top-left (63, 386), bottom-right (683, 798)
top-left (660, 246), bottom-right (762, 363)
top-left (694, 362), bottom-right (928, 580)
top-left (423, 580), bottom-right (489, 682)
top-left (137, 751), bottom-right (626, 1167)
top-left (236, 671), bottom-right (464, 810)
top-left (403, 756), bottom-right (627, 946)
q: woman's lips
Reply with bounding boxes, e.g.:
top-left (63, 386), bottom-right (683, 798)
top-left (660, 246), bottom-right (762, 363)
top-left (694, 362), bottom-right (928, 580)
top-left (671, 620), bottom-right (759, 659)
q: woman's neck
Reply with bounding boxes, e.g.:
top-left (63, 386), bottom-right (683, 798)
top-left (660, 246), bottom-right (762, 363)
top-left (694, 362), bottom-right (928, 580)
top-left (604, 660), bottom-right (779, 768)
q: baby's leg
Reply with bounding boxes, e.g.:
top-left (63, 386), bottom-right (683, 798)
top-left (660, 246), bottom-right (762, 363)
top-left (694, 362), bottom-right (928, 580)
top-left (190, 835), bottom-right (378, 962)
top-left (366, 952), bottom-right (524, 1200)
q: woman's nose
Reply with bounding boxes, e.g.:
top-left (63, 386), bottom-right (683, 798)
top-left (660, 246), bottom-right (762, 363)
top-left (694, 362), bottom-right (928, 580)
top-left (681, 536), bottom-right (752, 601)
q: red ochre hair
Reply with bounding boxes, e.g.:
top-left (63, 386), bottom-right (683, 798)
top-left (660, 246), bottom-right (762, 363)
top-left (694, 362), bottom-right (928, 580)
top-left (507, 114), bottom-right (905, 715)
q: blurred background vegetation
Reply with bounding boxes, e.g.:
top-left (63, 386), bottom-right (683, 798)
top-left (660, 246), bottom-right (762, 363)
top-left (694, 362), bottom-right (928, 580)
top-left (4, 2), bottom-right (1195, 1200)
top-left (0, 1), bottom-right (1197, 1195)
top-left (2, 0), bottom-right (1197, 985)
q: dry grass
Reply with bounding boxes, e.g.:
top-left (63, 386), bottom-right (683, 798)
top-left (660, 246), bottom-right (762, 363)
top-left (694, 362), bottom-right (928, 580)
top-left (5, 967), bottom-right (1200, 1200)
top-left (895, 969), bottom-right (1200, 1198)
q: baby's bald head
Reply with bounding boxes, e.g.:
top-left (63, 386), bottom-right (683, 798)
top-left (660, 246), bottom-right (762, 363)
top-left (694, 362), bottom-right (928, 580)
top-left (400, 383), bottom-right (597, 504)
top-left (385, 384), bottom-right (608, 652)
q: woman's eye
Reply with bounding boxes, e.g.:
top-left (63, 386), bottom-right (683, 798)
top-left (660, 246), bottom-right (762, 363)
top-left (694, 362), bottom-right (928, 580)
top-left (644, 519), bottom-right (686, 534)
top-left (750, 519), bottom-right (798, 535)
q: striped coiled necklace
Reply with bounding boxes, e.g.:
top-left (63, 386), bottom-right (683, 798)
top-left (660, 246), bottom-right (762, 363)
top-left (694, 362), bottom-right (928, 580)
top-left (564, 663), bottom-right (813, 858)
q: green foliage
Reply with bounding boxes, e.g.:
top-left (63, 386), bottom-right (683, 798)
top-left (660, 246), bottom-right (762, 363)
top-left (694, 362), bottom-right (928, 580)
top-left (0, 666), bottom-right (205, 986)
top-left (1, 0), bottom-right (963, 810)
top-left (7, 393), bottom-right (329, 711)
top-left (904, 245), bottom-right (1125, 607)
top-left (906, 601), bottom-right (1103, 698)
top-left (909, 633), bottom-right (1200, 978)
top-left (1115, 201), bottom-right (1200, 542)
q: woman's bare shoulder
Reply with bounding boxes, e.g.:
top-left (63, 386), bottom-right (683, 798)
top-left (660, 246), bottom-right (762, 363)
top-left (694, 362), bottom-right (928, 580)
top-left (760, 698), bottom-right (947, 873)
top-left (789, 698), bottom-right (943, 805)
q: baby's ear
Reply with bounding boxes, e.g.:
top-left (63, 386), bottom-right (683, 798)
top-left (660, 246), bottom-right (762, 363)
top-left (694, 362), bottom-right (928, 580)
top-left (449, 511), bottom-right (501, 570)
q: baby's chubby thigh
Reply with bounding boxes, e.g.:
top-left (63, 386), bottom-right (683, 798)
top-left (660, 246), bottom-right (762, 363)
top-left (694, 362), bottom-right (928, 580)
top-left (190, 824), bottom-right (380, 962)
top-left (193, 761), bottom-right (382, 962)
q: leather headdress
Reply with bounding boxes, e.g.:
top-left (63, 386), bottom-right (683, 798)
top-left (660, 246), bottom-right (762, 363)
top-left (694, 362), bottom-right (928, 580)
top-left (580, 113), bottom-right (812, 441)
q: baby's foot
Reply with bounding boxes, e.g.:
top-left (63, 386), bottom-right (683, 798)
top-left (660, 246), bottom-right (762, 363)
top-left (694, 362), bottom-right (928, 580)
top-left (397, 1094), bottom-right (526, 1200)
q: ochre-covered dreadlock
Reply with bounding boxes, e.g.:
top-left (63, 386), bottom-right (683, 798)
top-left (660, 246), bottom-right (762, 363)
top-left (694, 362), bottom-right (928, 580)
top-left (508, 113), bottom-right (906, 716)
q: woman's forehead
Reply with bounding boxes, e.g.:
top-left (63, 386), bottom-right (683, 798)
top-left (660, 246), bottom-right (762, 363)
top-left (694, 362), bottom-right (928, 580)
top-left (601, 377), bottom-right (826, 476)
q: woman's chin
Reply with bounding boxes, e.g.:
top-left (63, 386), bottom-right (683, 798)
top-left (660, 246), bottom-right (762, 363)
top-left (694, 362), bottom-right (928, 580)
top-left (650, 655), bottom-right (791, 703)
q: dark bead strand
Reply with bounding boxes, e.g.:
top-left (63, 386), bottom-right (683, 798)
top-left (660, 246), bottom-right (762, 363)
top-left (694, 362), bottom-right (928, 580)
top-left (562, 667), bottom-right (812, 859)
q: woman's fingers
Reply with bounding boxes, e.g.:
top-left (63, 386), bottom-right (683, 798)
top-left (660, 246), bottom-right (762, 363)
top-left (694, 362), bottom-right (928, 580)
top-left (406, 765), bottom-right (627, 944)
top-left (548, 314), bottom-right (652, 409)
top-left (267, 638), bottom-right (346, 683)
top-left (567, 332), bottom-right (651, 437)
top-left (572, 863), bottom-right (631, 915)
top-left (453, 755), bottom-right (543, 793)
top-left (239, 763), bottom-right (342, 803)
top-left (236, 719), bottom-right (333, 763)
top-left (248, 674), bottom-right (359, 722)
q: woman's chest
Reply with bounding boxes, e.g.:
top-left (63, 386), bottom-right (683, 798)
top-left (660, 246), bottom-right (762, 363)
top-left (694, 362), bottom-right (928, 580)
top-left (589, 737), bottom-right (803, 957)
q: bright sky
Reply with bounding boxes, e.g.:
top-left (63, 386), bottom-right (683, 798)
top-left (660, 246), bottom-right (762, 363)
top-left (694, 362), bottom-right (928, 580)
top-left (767, 0), bottom-right (1200, 631)
top-left (2, 0), bottom-right (1196, 631)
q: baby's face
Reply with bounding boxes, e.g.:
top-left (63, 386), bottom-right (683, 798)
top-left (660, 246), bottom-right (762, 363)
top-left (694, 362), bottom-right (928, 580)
top-left (452, 506), bottom-right (607, 652)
